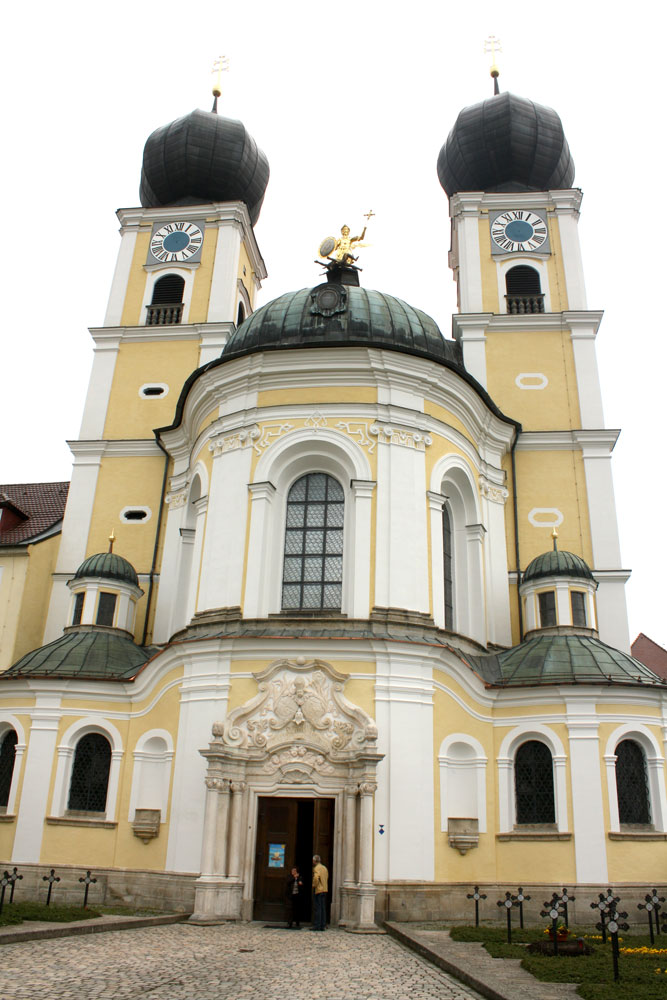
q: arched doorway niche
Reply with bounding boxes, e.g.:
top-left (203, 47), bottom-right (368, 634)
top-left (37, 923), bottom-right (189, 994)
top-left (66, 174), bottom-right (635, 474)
top-left (191, 657), bottom-right (383, 930)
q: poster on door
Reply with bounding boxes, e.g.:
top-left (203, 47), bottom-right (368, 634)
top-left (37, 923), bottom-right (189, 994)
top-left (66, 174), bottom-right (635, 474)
top-left (268, 843), bottom-right (286, 868)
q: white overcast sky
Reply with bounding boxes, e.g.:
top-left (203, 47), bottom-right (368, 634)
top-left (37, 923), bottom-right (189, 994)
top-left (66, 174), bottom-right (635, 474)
top-left (2, 0), bottom-right (665, 646)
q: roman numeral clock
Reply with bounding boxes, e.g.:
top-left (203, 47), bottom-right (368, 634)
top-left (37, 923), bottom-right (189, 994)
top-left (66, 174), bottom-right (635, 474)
top-left (148, 221), bottom-right (204, 264)
top-left (489, 210), bottom-right (550, 255)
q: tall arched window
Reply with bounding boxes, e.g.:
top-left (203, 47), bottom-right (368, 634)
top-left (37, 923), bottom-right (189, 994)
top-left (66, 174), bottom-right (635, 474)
top-left (616, 739), bottom-right (651, 825)
top-left (505, 265), bottom-right (544, 315)
top-left (0, 730), bottom-right (18, 810)
top-left (514, 740), bottom-right (555, 824)
top-left (443, 502), bottom-right (454, 628)
top-left (237, 301), bottom-right (246, 325)
top-left (281, 473), bottom-right (344, 611)
top-left (147, 274), bottom-right (185, 326)
top-left (68, 733), bottom-right (112, 813)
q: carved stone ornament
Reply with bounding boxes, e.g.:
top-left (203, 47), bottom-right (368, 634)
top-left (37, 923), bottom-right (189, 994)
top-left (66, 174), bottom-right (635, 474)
top-left (215, 658), bottom-right (378, 764)
top-left (479, 475), bottom-right (509, 505)
top-left (209, 424), bottom-right (261, 457)
top-left (370, 422), bottom-right (432, 451)
top-left (165, 491), bottom-right (187, 508)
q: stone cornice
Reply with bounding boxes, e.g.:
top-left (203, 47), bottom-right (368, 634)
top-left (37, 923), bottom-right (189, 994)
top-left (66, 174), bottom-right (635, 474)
top-left (516, 429), bottom-right (620, 452)
top-left (89, 321), bottom-right (235, 346)
top-left (449, 188), bottom-right (583, 219)
top-left (453, 310), bottom-right (603, 338)
top-left (67, 439), bottom-right (162, 459)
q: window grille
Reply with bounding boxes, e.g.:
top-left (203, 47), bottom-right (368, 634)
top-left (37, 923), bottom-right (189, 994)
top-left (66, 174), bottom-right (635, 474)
top-left (571, 591), bottom-right (587, 627)
top-left (443, 502), bottom-right (454, 628)
top-left (0, 730), bottom-right (17, 808)
top-left (514, 740), bottom-right (556, 824)
top-left (538, 590), bottom-right (557, 627)
top-left (281, 473), bottom-right (344, 611)
top-left (68, 733), bottom-right (112, 812)
top-left (616, 739), bottom-right (651, 824)
top-left (146, 274), bottom-right (185, 325)
top-left (72, 592), bottom-right (84, 626)
top-left (96, 592), bottom-right (117, 627)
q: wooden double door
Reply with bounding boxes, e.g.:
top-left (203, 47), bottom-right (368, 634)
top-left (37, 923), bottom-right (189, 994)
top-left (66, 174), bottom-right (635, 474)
top-left (253, 796), bottom-right (334, 923)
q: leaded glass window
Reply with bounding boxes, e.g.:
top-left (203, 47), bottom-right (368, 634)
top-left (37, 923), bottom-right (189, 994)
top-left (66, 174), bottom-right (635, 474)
top-left (281, 473), bottom-right (344, 611)
top-left (571, 591), bottom-right (587, 627)
top-left (443, 502), bottom-right (454, 628)
top-left (68, 733), bottom-right (111, 812)
top-left (538, 591), bottom-right (557, 628)
top-left (72, 592), bottom-right (84, 626)
top-left (96, 592), bottom-right (116, 627)
top-left (0, 730), bottom-right (17, 809)
top-left (514, 740), bottom-right (555, 824)
top-left (616, 739), bottom-right (651, 825)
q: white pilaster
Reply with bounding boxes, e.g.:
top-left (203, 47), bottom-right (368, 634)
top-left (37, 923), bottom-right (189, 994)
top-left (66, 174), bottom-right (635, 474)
top-left (243, 481), bottom-right (277, 618)
top-left (465, 523), bottom-right (486, 644)
top-left (104, 228), bottom-right (138, 326)
top-left (208, 224), bottom-right (242, 322)
top-left (350, 480), bottom-right (375, 618)
top-left (198, 446), bottom-right (253, 613)
top-left (451, 315), bottom-right (492, 389)
top-left (227, 781), bottom-right (247, 878)
top-left (566, 313), bottom-right (605, 428)
top-left (78, 335), bottom-right (120, 439)
top-left (213, 781), bottom-right (231, 875)
top-left (566, 699), bottom-right (608, 882)
top-left (427, 491), bottom-right (447, 629)
top-left (12, 694), bottom-right (62, 862)
top-left (449, 193), bottom-right (484, 313)
top-left (480, 481), bottom-right (511, 646)
top-left (552, 194), bottom-right (587, 310)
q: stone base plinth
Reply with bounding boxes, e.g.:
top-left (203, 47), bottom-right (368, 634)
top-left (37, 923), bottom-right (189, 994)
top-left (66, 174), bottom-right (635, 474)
top-left (339, 884), bottom-right (377, 930)
top-left (190, 876), bottom-right (244, 923)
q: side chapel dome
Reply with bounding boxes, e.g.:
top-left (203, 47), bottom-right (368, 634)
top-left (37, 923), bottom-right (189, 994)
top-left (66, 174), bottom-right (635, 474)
top-left (140, 109), bottom-right (270, 225)
top-left (72, 552), bottom-right (139, 587)
top-left (522, 548), bottom-right (595, 584)
top-left (437, 91), bottom-right (575, 196)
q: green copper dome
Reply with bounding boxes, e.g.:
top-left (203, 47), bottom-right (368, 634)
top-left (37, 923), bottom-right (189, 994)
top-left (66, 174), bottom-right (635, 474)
top-left (468, 635), bottom-right (665, 688)
top-left (222, 282), bottom-right (464, 369)
top-left (73, 552), bottom-right (139, 587)
top-left (5, 630), bottom-right (153, 680)
top-left (523, 549), bottom-right (594, 583)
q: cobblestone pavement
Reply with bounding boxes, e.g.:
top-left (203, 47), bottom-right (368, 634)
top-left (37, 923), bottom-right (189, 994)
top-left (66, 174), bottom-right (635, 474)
top-left (1, 922), bottom-right (487, 1000)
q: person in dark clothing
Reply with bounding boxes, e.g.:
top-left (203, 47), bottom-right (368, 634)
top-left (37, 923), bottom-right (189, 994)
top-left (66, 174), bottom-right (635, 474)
top-left (285, 866), bottom-right (303, 928)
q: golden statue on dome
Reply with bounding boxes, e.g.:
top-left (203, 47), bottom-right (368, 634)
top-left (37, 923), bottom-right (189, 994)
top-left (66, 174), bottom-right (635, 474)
top-left (319, 211), bottom-right (375, 266)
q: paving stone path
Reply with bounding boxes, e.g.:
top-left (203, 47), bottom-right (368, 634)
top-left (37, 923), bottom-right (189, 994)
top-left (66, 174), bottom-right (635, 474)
top-left (0, 922), bottom-right (487, 1000)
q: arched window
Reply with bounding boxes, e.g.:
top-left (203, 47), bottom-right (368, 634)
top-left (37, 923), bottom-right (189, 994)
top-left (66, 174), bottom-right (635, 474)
top-left (237, 301), bottom-right (246, 325)
top-left (616, 739), bottom-right (651, 825)
top-left (443, 502), bottom-right (454, 628)
top-left (505, 265), bottom-right (544, 315)
top-left (147, 274), bottom-right (185, 326)
top-left (0, 730), bottom-right (18, 810)
top-left (281, 473), bottom-right (344, 611)
top-left (68, 733), bottom-right (112, 813)
top-left (514, 740), bottom-right (555, 824)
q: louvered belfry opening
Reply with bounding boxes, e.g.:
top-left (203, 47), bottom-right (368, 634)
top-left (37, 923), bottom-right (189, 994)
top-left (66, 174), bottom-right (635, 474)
top-left (505, 265), bottom-right (544, 315)
top-left (147, 274), bottom-right (185, 325)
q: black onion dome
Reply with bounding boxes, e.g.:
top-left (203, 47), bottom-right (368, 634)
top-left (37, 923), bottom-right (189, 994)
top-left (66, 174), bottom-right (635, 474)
top-left (437, 92), bottom-right (575, 196)
top-left (222, 283), bottom-right (463, 368)
top-left (523, 549), bottom-right (594, 584)
top-left (73, 552), bottom-right (139, 587)
top-left (140, 109), bottom-right (269, 225)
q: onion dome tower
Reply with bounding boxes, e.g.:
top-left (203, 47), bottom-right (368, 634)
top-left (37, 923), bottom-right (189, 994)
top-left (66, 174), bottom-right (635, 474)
top-left (437, 89), bottom-right (575, 197)
top-left (140, 106), bottom-right (269, 224)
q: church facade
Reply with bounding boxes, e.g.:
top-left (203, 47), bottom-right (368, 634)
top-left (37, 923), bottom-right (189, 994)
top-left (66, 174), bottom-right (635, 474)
top-left (0, 87), bottom-right (665, 927)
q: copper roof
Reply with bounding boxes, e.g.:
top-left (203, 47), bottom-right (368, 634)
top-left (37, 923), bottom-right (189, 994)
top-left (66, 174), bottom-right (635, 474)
top-left (0, 482), bottom-right (69, 546)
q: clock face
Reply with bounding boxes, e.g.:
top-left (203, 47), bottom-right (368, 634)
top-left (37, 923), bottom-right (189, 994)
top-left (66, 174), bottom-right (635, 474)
top-left (150, 222), bottom-right (203, 263)
top-left (491, 211), bottom-right (548, 252)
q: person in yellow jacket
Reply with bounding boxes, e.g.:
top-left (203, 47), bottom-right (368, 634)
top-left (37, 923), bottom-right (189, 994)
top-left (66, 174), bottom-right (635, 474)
top-left (311, 854), bottom-right (329, 931)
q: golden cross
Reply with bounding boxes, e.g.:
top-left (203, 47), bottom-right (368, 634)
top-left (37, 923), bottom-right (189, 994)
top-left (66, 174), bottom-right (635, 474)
top-left (212, 56), bottom-right (230, 99)
top-left (364, 209), bottom-right (376, 223)
top-left (108, 529), bottom-right (116, 553)
top-left (483, 35), bottom-right (501, 75)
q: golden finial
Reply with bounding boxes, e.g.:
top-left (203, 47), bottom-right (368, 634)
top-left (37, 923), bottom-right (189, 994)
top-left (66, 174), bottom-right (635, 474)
top-left (211, 56), bottom-right (230, 113)
top-left (551, 527), bottom-right (559, 551)
top-left (483, 35), bottom-right (502, 95)
top-left (108, 530), bottom-right (116, 553)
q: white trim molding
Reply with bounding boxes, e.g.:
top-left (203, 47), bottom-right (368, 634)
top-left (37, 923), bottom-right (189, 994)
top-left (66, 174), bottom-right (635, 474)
top-left (496, 724), bottom-right (568, 833)
top-left (50, 717), bottom-right (124, 823)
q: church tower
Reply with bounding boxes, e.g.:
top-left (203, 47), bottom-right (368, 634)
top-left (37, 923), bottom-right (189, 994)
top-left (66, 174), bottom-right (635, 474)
top-left (438, 86), bottom-right (630, 652)
top-left (43, 106), bottom-right (269, 645)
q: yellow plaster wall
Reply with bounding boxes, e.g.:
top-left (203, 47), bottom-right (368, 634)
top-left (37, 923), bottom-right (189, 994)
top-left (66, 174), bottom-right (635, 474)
top-left (257, 388), bottom-right (377, 407)
top-left (423, 401), bottom-right (476, 450)
top-left (485, 330), bottom-right (581, 430)
top-left (188, 226), bottom-right (217, 323)
top-left (238, 242), bottom-right (256, 309)
top-left (0, 554), bottom-right (28, 669)
top-left (514, 450), bottom-right (592, 568)
top-left (12, 535), bottom-right (61, 663)
top-left (103, 340), bottom-right (200, 440)
top-left (120, 230), bottom-right (151, 327)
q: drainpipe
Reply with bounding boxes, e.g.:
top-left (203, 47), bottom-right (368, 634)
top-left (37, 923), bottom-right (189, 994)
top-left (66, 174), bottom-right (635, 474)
top-left (142, 435), bottom-right (170, 647)
top-left (510, 434), bottom-right (523, 642)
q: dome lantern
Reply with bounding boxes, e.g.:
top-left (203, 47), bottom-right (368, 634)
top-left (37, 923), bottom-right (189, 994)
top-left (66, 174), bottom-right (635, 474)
top-left (520, 531), bottom-right (598, 638)
top-left (68, 545), bottom-right (143, 637)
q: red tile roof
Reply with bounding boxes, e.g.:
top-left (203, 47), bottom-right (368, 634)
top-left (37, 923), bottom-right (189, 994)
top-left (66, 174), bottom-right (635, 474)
top-left (0, 482), bottom-right (69, 546)
top-left (631, 633), bottom-right (667, 681)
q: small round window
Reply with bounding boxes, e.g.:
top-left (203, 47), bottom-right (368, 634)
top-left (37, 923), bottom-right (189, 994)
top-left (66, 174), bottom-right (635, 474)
top-left (120, 506), bottom-right (152, 524)
top-left (139, 383), bottom-right (169, 399)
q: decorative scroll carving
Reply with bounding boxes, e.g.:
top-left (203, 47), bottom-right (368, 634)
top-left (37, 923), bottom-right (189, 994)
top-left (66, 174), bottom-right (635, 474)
top-left (479, 475), bottom-right (509, 505)
top-left (209, 425), bottom-right (261, 457)
top-left (358, 781), bottom-right (378, 796)
top-left (263, 746), bottom-right (335, 777)
top-left (370, 422), bottom-right (432, 450)
top-left (217, 659), bottom-right (378, 763)
top-left (253, 423), bottom-right (294, 454)
top-left (165, 491), bottom-right (187, 508)
top-left (336, 421), bottom-right (376, 453)
top-left (305, 412), bottom-right (327, 431)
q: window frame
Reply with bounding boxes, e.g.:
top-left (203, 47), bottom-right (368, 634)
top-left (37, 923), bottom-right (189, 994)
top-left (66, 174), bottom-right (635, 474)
top-left (497, 725), bottom-right (568, 833)
top-left (604, 725), bottom-right (666, 834)
top-left (280, 472), bottom-right (345, 612)
top-left (51, 718), bottom-right (123, 823)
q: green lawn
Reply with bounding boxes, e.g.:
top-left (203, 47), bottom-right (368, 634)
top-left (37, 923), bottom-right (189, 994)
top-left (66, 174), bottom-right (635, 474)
top-left (447, 925), bottom-right (667, 1000)
top-left (0, 901), bottom-right (101, 926)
